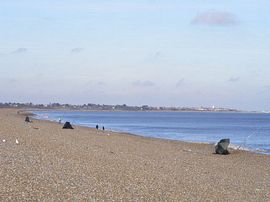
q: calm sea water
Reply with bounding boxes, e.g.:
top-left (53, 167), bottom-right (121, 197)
top-left (33, 111), bottom-right (270, 154)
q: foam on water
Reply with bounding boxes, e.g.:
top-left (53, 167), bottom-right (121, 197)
top-left (229, 144), bottom-right (251, 151)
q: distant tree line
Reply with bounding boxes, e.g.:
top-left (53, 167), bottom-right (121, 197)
top-left (0, 102), bottom-right (240, 112)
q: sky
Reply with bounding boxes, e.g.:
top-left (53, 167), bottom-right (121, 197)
top-left (0, 0), bottom-right (270, 111)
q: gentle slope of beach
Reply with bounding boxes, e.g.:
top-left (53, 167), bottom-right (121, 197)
top-left (0, 108), bottom-right (269, 201)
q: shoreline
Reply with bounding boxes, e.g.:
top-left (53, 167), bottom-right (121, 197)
top-left (29, 109), bottom-right (214, 145)
top-left (1, 108), bottom-right (270, 201)
top-left (15, 109), bottom-right (265, 158)
top-left (29, 109), bottom-right (270, 156)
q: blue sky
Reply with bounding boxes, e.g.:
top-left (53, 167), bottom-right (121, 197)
top-left (0, 0), bottom-right (270, 111)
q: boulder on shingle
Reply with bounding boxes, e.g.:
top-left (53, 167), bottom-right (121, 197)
top-left (215, 139), bottom-right (230, 155)
top-left (62, 122), bottom-right (74, 129)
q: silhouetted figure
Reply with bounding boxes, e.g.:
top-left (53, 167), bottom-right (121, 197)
top-left (25, 116), bottom-right (30, 123)
top-left (96, 125), bottom-right (99, 130)
top-left (62, 122), bottom-right (74, 129)
top-left (102, 126), bottom-right (105, 130)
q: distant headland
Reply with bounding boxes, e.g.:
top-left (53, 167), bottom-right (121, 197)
top-left (0, 102), bottom-right (242, 112)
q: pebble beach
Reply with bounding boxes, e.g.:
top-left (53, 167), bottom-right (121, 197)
top-left (0, 108), bottom-right (269, 201)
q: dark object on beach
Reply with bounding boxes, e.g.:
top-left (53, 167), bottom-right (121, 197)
top-left (102, 126), bottom-right (105, 130)
top-left (25, 116), bottom-right (30, 122)
top-left (96, 125), bottom-right (99, 130)
top-left (215, 139), bottom-right (230, 155)
top-left (63, 122), bottom-right (74, 129)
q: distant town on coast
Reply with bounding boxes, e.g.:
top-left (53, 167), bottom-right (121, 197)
top-left (0, 102), bottom-right (241, 112)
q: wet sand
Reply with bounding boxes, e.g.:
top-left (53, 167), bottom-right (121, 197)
top-left (0, 108), bottom-right (269, 201)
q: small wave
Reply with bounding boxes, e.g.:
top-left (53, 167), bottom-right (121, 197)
top-left (229, 144), bottom-right (268, 154)
top-left (229, 144), bottom-right (251, 151)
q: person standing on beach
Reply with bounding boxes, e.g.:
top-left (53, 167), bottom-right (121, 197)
top-left (102, 126), bottom-right (105, 131)
top-left (25, 116), bottom-right (31, 122)
top-left (96, 125), bottom-right (99, 130)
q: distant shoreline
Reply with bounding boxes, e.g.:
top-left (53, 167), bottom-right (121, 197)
top-left (0, 102), bottom-right (245, 113)
top-left (23, 107), bottom-right (266, 114)
top-left (3, 102), bottom-right (269, 113)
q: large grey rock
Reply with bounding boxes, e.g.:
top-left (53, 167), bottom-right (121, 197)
top-left (215, 139), bottom-right (230, 155)
top-left (62, 122), bottom-right (74, 129)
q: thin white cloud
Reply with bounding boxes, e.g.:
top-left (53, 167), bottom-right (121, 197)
top-left (176, 78), bottom-right (185, 87)
top-left (96, 81), bottom-right (106, 86)
top-left (11, 48), bottom-right (28, 54)
top-left (132, 80), bottom-right (155, 87)
top-left (0, 78), bottom-right (18, 85)
top-left (71, 48), bottom-right (83, 54)
top-left (192, 10), bottom-right (236, 26)
top-left (153, 50), bottom-right (162, 58)
top-left (228, 77), bottom-right (240, 82)
top-left (144, 50), bottom-right (163, 64)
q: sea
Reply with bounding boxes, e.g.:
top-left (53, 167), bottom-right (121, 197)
top-left (32, 111), bottom-right (270, 155)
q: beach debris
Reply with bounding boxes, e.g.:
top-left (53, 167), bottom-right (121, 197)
top-left (215, 139), bottom-right (230, 155)
top-left (16, 139), bottom-right (19, 144)
top-left (62, 121), bottom-right (74, 129)
top-left (2, 139), bottom-right (6, 143)
top-left (25, 116), bottom-right (31, 122)
top-left (107, 133), bottom-right (110, 136)
top-left (183, 149), bottom-right (192, 152)
top-left (255, 188), bottom-right (262, 192)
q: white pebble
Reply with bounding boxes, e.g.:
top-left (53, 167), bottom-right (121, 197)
top-left (2, 139), bottom-right (5, 143)
top-left (16, 139), bottom-right (19, 144)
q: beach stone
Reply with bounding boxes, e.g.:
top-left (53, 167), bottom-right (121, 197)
top-left (62, 122), bottom-right (74, 129)
top-left (215, 139), bottom-right (230, 155)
